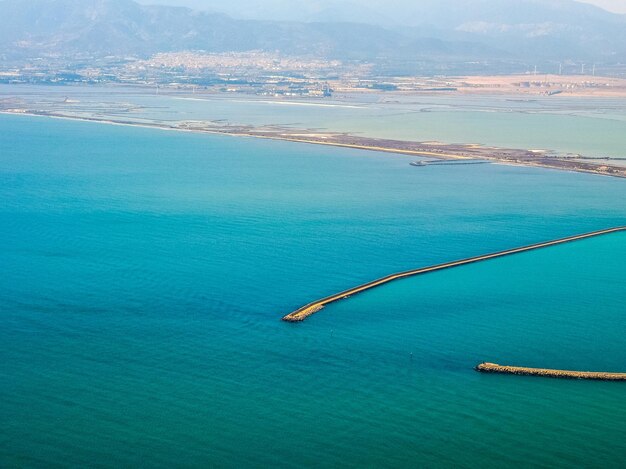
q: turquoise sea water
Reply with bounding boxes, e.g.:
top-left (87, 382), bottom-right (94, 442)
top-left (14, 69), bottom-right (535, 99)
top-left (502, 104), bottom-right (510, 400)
top-left (1, 114), bottom-right (625, 467)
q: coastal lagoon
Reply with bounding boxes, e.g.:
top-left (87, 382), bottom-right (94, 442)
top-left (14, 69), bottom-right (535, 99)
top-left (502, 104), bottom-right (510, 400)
top-left (3, 84), bottom-right (626, 162)
top-left (1, 113), bottom-right (626, 467)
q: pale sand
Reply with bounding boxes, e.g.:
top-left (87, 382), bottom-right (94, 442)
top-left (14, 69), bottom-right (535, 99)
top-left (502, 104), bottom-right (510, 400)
top-left (2, 110), bottom-right (625, 179)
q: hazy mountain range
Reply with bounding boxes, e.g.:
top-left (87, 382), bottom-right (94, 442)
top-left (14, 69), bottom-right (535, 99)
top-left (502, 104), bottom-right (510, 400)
top-left (136, 0), bottom-right (626, 26)
top-left (1, 0), bottom-right (625, 64)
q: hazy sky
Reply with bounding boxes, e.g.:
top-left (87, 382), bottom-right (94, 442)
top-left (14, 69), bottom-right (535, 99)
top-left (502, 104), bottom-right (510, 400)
top-left (141, 0), bottom-right (626, 14)
top-left (580, 0), bottom-right (626, 12)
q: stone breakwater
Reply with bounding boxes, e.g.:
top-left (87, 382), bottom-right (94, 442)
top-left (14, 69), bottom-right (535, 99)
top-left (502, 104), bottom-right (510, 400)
top-left (475, 363), bottom-right (626, 381)
top-left (282, 226), bottom-right (626, 322)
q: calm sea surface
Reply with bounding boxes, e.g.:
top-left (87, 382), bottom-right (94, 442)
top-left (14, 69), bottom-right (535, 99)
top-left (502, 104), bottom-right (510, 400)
top-left (1, 114), bottom-right (625, 467)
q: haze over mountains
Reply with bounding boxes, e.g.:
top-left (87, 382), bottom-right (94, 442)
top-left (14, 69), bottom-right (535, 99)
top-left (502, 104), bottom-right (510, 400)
top-left (1, 0), bottom-right (626, 65)
top-left (137, 0), bottom-right (626, 25)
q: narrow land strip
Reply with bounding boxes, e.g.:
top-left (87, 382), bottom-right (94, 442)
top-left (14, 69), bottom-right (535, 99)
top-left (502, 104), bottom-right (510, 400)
top-left (2, 110), bottom-right (626, 178)
top-left (282, 226), bottom-right (626, 322)
top-left (475, 363), bottom-right (626, 381)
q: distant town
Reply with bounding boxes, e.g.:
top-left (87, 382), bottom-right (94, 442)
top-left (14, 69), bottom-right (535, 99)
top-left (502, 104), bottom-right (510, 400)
top-left (2, 51), bottom-right (626, 98)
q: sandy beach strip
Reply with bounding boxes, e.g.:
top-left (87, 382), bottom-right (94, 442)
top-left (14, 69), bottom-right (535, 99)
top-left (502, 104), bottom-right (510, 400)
top-left (2, 109), bottom-right (625, 179)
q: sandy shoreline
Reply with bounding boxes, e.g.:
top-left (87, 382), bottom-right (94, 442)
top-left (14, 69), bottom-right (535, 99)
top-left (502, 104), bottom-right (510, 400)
top-left (2, 109), bottom-right (625, 179)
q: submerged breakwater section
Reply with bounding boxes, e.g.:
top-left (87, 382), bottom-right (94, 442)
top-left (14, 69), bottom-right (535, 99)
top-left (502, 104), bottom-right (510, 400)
top-left (282, 226), bottom-right (626, 322)
top-left (475, 363), bottom-right (626, 381)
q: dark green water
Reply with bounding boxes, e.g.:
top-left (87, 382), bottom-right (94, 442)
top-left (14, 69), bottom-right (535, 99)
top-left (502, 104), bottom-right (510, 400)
top-left (1, 114), bottom-right (625, 467)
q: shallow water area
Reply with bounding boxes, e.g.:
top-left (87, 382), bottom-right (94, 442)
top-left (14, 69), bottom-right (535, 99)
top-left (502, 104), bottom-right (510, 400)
top-left (3, 84), bottom-right (626, 159)
top-left (1, 113), bottom-right (625, 467)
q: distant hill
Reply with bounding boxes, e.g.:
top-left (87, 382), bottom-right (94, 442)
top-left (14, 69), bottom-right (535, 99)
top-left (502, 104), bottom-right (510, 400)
top-left (1, 0), bottom-right (625, 64)
top-left (138, 0), bottom-right (626, 28)
top-left (0, 0), bottom-right (499, 61)
top-left (137, 0), bottom-right (626, 62)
